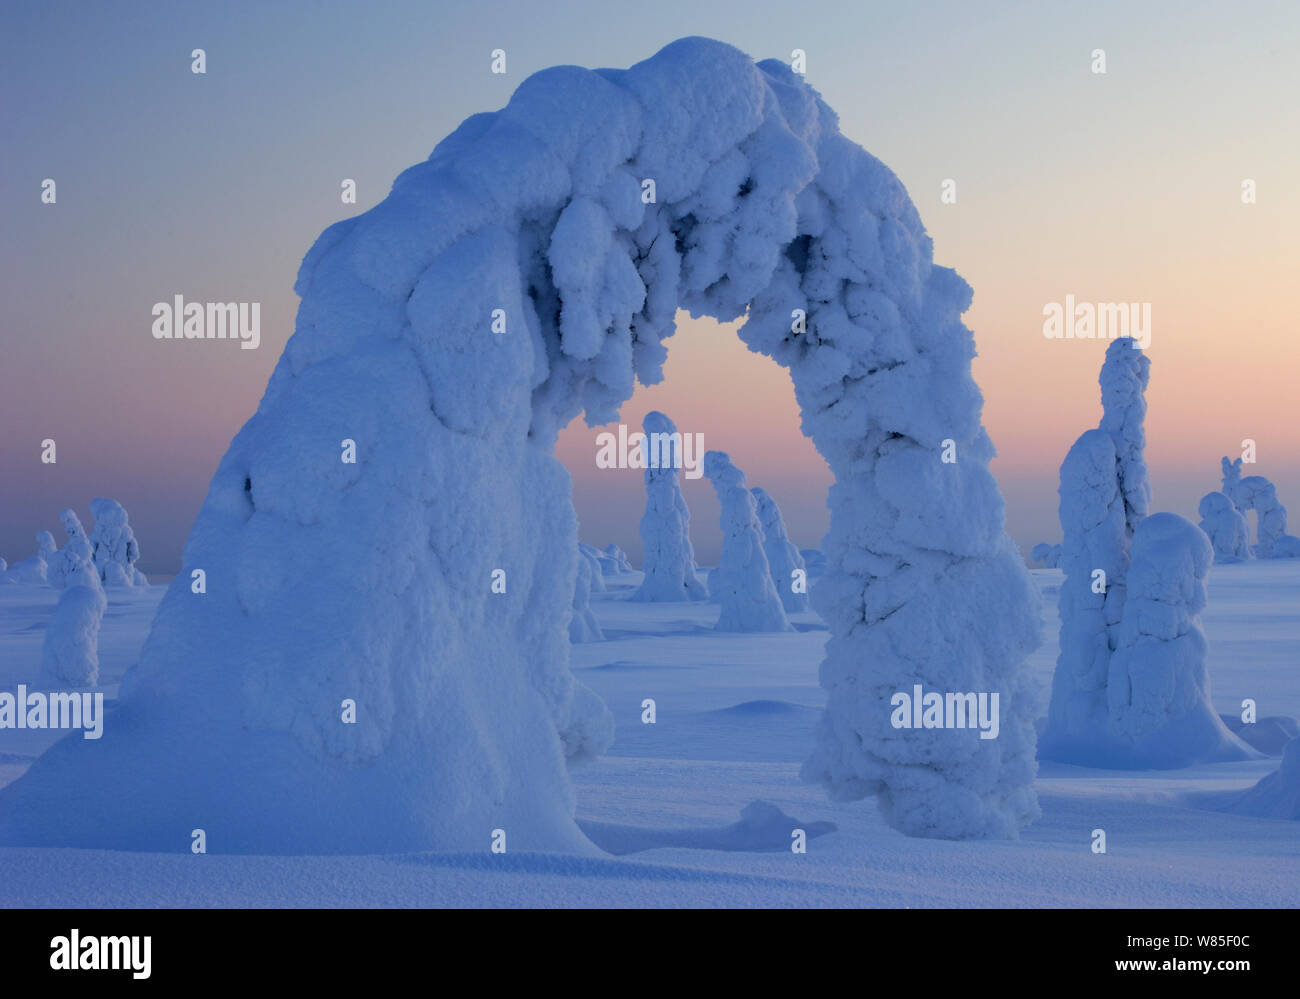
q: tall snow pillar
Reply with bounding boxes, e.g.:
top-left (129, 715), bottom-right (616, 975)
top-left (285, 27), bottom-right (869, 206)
top-left (750, 486), bottom-right (808, 613)
top-left (631, 411), bottom-right (707, 602)
top-left (703, 452), bottom-right (792, 633)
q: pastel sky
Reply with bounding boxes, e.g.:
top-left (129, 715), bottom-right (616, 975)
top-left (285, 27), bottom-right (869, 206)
top-left (2, 0), bottom-right (1296, 571)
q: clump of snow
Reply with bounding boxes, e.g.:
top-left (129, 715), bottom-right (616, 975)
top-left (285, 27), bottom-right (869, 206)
top-left (89, 497), bottom-right (148, 587)
top-left (0, 36), bottom-right (1042, 850)
top-left (39, 556), bottom-right (106, 687)
top-left (1221, 713), bottom-right (1300, 756)
top-left (631, 411), bottom-right (707, 602)
top-left (703, 451), bottom-right (792, 633)
top-left (1197, 492), bottom-right (1251, 563)
top-left (569, 551), bottom-right (605, 643)
top-left (750, 486), bottom-right (808, 612)
top-left (1030, 543), bottom-right (1062, 568)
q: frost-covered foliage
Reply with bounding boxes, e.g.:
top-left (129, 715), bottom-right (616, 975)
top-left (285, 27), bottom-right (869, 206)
top-left (1103, 514), bottom-right (1252, 766)
top-left (569, 553), bottom-right (604, 643)
top-left (1030, 543), bottom-right (1062, 568)
top-left (39, 557), bottom-right (106, 687)
top-left (0, 36), bottom-right (1041, 850)
top-left (632, 411), bottom-right (707, 602)
top-left (704, 451), bottom-right (791, 633)
top-left (89, 497), bottom-right (148, 587)
top-left (46, 510), bottom-right (93, 589)
top-left (751, 486), bottom-right (808, 612)
top-left (1197, 492), bottom-right (1251, 563)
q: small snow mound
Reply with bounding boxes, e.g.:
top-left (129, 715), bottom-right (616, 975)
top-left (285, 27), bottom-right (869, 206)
top-left (710, 699), bottom-right (803, 716)
top-left (1227, 738), bottom-right (1300, 820)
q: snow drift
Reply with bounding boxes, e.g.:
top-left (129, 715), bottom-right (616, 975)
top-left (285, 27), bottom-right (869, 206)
top-left (0, 36), bottom-right (1040, 850)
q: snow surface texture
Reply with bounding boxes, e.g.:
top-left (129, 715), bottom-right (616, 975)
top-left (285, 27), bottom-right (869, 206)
top-left (88, 498), bottom-right (148, 587)
top-left (569, 552), bottom-right (605, 643)
top-left (38, 557), bottom-right (106, 687)
top-left (1043, 343), bottom-right (1253, 768)
top-left (1030, 543), bottom-right (1062, 568)
top-left (0, 36), bottom-right (1042, 850)
top-left (1220, 458), bottom-right (1300, 559)
top-left (630, 411), bottom-right (707, 602)
top-left (1197, 492), bottom-right (1251, 563)
top-left (751, 486), bottom-right (808, 612)
top-left (704, 451), bottom-right (792, 633)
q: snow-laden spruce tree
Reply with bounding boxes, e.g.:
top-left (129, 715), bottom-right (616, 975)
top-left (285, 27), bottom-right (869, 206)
top-left (704, 451), bottom-right (792, 633)
top-left (569, 553), bottom-right (604, 643)
top-left (631, 411), bottom-right (707, 602)
top-left (0, 37), bottom-right (1042, 850)
top-left (1197, 492), bottom-right (1251, 563)
top-left (39, 556), bottom-right (107, 687)
top-left (1106, 514), bottom-right (1254, 766)
top-left (89, 497), bottom-right (148, 586)
top-left (751, 486), bottom-right (808, 612)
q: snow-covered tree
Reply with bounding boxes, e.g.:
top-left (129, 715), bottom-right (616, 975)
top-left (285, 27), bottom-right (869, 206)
top-left (1197, 491), bottom-right (1251, 563)
top-left (632, 411), bottom-right (707, 602)
top-left (750, 486), bottom-right (808, 612)
top-left (568, 552), bottom-right (604, 643)
top-left (1044, 343), bottom-right (1252, 767)
top-left (39, 556), bottom-right (106, 687)
top-left (1219, 458), bottom-right (1300, 558)
top-left (703, 451), bottom-right (791, 633)
top-left (1042, 339), bottom-right (1150, 761)
top-left (1105, 513), bottom-right (1253, 765)
top-left (89, 497), bottom-right (148, 586)
top-left (3, 531), bottom-right (56, 584)
top-left (603, 544), bottom-right (634, 574)
top-left (577, 543), bottom-right (606, 592)
top-left (0, 37), bottom-right (1042, 850)
top-left (1030, 542), bottom-right (1063, 568)
top-left (47, 509), bottom-right (93, 588)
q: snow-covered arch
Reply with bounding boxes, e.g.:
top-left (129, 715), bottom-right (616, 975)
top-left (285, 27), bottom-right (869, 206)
top-left (0, 37), bottom-right (1040, 851)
